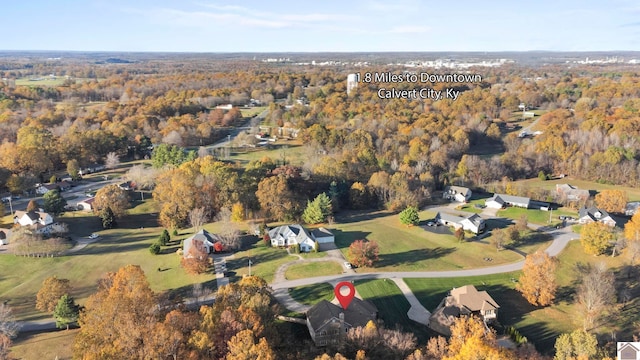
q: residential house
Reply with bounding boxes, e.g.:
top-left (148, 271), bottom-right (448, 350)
top-left (183, 229), bottom-right (222, 256)
top-left (429, 285), bottom-right (500, 335)
top-left (310, 227), bottom-right (335, 244)
top-left (626, 202), bottom-right (640, 216)
top-left (578, 206), bottom-right (616, 227)
top-left (555, 184), bottom-right (590, 203)
top-left (435, 212), bottom-right (486, 234)
top-left (306, 298), bottom-right (378, 346)
top-left (76, 197), bottom-right (95, 211)
top-left (269, 224), bottom-right (317, 252)
top-left (485, 194), bottom-right (530, 209)
top-left (35, 181), bottom-right (71, 195)
top-left (12, 210), bottom-right (62, 235)
top-left (443, 186), bottom-right (472, 203)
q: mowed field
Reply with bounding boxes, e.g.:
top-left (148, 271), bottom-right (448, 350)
top-left (14, 77), bottom-right (101, 86)
top-left (331, 210), bottom-right (529, 272)
top-left (505, 177), bottom-right (640, 201)
top-left (0, 199), bottom-right (215, 321)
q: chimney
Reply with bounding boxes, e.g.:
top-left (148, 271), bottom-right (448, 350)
top-left (339, 312), bottom-right (345, 335)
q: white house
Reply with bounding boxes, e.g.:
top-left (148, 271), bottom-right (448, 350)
top-left (269, 224), bottom-right (317, 252)
top-left (14, 211), bottom-right (53, 227)
top-left (578, 207), bottom-right (616, 227)
top-left (435, 212), bottom-right (486, 234)
top-left (626, 202), bottom-right (640, 216)
top-left (443, 186), bottom-right (472, 203)
top-left (485, 194), bottom-right (530, 209)
top-left (183, 229), bottom-right (221, 256)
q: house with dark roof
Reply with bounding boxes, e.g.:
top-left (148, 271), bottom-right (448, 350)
top-left (429, 285), bottom-right (500, 335)
top-left (35, 181), bottom-right (71, 195)
top-left (443, 186), bottom-right (472, 203)
top-left (310, 227), bottom-right (334, 244)
top-left (485, 194), bottom-right (530, 209)
top-left (269, 224), bottom-right (318, 252)
top-left (306, 298), bottom-right (378, 347)
top-left (183, 229), bottom-right (222, 256)
top-left (578, 206), bottom-right (616, 227)
top-left (14, 211), bottom-right (53, 227)
top-left (435, 212), bottom-right (486, 234)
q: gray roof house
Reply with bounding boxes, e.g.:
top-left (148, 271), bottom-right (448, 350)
top-left (183, 229), bottom-right (221, 256)
top-left (555, 184), bottom-right (590, 202)
top-left (443, 186), bottom-right (472, 203)
top-left (306, 298), bottom-right (378, 346)
top-left (578, 206), bottom-right (616, 227)
top-left (429, 285), bottom-right (499, 335)
top-left (269, 224), bottom-right (317, 252)
top-left (435, 212), bottom-right (486, 234)
top-left (626, 202), bottom-right (640, 216)
top-left (485, 194), bottom-right (530, 209)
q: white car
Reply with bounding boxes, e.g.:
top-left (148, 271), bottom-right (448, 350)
top-left (344, 262), bottom-right (352, 269)
top-left (88, 233), bottom-right (100, 239)
top-left (426, 221), bottom-right (436, 226)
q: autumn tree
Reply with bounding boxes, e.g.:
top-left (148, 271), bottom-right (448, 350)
top-left (43, 188), bottom-right (67, 215)
top-left (231, 202), bottom-right (244, 222)
top-left (624, 211), bottom-right (640, 243)
top-left (67, 159), bottom-right (80, 180)
top-left (516, 214), bottom-right (528, 232)
top-left (93, 184), bottom-right (130, 218)
top-left (575, 262), bottom-right (616, 330)
top-left (74, 265), bottom-right (159, 359)
top-left (517, 251), bottom-right (558, 306)
top-left (256, 175), bottom-right (297, 221)
top-left (344, 321), bottom-right (417, 359)
top-left (181, 246), bottom-right (210, 275)
top-left (216, 207), bottom-right (240, 250)
top-left (454, 228), bottom-right (465, 242)
top-left (302, 192), bottom-right (333, 224)
top-left (580, 222), bottom-right (614, 256)
top-left (26, 199), bottom-right (39, 212)
top-left (54, 294), bottom-right (79, 330)
top-left (189, 206), bottom-right (208, 232)
top-left (553, 330), bottom-right (598, 360)
top-left (595, 189), bottom-right (628, 213)
top-left (0, 304), bottom-right (19, 358)
top-left (399, 206), bottom-right (419, 226)
top-left (124, 164), bottom-right (158, 200)
top-left (225, 329), bottom-right (276, 360)
top-left (105, 152), bottom-right (120, 169)
top-left (348, 240), bottom-right (379, 267)
top-left (443, 316), bottom-right (516, 360)
top-left (36, 276), bottom-right (72, 313)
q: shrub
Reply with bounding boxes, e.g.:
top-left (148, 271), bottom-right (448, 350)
top-left (149, 243), bottom-right (161, 255)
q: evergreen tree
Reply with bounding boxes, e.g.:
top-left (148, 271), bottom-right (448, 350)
top-left (159, 229), bottom-right (170, 246)
top-left (399, 206), bottom-right (420, 226)
top-left (54, 294), bottom-right (79, 330)
top-left (149, 243), bottom-right (161, 255)
top-left (302, 193), bottom-right (332, 224)
top-left (43, 189), bottom-right (67, 215)
top-left (100, 207), bottom-right (116, 229)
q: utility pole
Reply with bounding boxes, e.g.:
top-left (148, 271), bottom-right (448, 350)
top-left (8, 197), bottom-right (13, 215)
top-left (248, 259), bottom-right (253, 276)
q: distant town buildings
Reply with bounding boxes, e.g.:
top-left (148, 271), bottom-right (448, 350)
top-left (346, 74), bottom-right (358, 95)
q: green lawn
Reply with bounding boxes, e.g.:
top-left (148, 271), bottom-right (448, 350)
top-left (0, 200), bottom-right (215, 321)
top-left (14, 77), bottom-right (99, 86)
top-left (285, 261), bottom-right (344, 280)
top-left (505, 177), bottom-right (640, 201)
top-left (229, 141), bottom-right (306, 166)
top-left (331, 210), bottom-right (528, 272)
top-left (454, 203), bottom-right (483, 214)
top-left (239, 106), bottom-right (267, 118)
top-left (11, 328), bottom-right (77, 360)
top-left (289, 283), bottom-right (335, 305)
top-left (498, 206), bottom-right (576, 226)
top-left (355, 279), bottom-right (430, 342)
top-left (226, 241), bottom-right (292, 283)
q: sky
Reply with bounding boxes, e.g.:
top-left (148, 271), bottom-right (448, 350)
top-left (2, 0), bottom-right (639, 52)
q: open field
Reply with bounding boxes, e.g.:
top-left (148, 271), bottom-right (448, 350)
top-left (331, 210), bottom-right (533, 272)
top-left (289, 283), bottom-right (335, 305)
top-left (226, 240), bottom-right (294, 283)
top-left (355, 279), bottom-right (430, 342)
top-left (498, 206), bottom-right (577, 226)
top-left (0, 200), bottom-right (215, 320)
top-left (239, 106), bottom-right (267, 118)
top-left (14, 77), bottom-right (101, 86)
top-left (229, 141), bottom-right (306, 166)
top-left (285, 261), bottom-right (343, 280)
top-left (504, 177), bottom-right (640, 201)
top-left (11, 329), bottom-right (77, 360)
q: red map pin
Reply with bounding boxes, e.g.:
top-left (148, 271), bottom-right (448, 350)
top-left (334, 281), bottom-right (356, 310)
